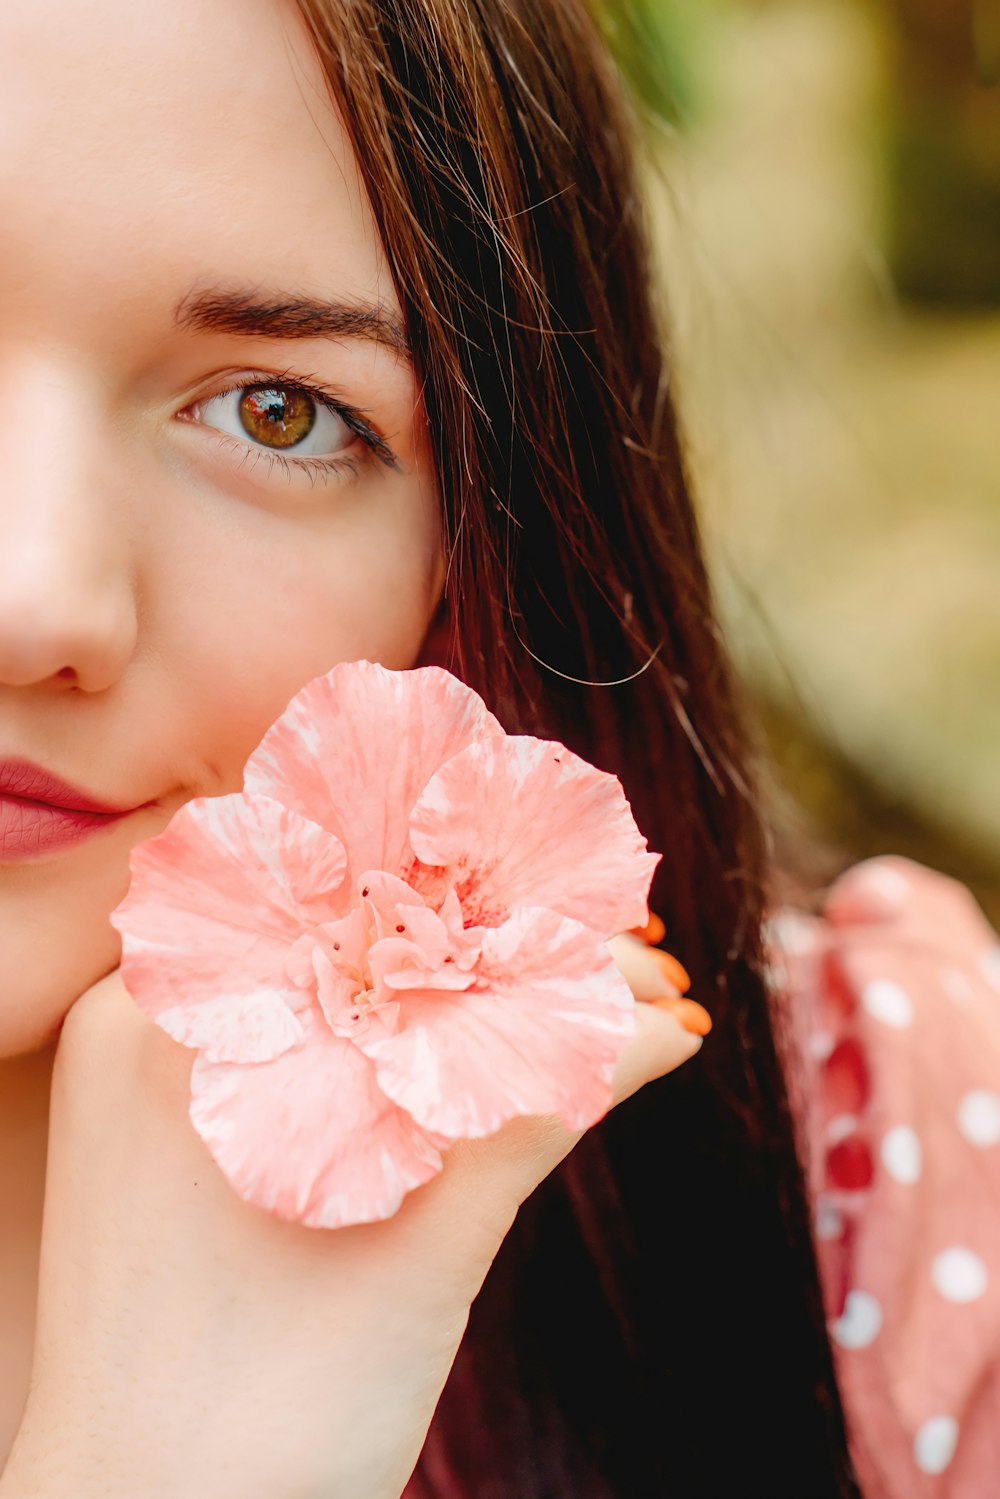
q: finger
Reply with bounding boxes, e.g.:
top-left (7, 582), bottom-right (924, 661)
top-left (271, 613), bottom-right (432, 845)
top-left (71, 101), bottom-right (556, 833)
top-left (607, 931), bottom-right (684, 1002)
top-left (428, 1000), bottom-right (703, 1264)
top-left (608, 930), bottom-right (711, 1037)
top-left (609, 997), bottom-right (703, 1108)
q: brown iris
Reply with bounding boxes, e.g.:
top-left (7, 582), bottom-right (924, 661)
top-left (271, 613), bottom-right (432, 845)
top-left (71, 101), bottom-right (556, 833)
top-left (238, 385), bottom-right (315, 449)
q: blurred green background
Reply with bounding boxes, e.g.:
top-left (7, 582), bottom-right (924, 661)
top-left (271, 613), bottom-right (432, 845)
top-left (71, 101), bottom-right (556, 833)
top-left (605, 0), bottom-right (1000, 924)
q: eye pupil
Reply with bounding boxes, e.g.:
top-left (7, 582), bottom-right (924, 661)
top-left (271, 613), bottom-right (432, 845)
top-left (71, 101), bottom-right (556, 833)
top-left (239, 385), bottom-right (315, 449)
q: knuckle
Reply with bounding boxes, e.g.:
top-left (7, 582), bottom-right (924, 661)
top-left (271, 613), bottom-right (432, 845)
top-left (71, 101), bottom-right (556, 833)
top-left (610, 1007), bottom-right (702, 1106)
top-left (607, 932), bottom-right (677, 1003)
top-left (58, 971), bottom-right (125, 1051)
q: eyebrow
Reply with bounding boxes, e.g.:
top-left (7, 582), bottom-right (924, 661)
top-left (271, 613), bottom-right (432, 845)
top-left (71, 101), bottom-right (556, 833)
top-left (174, 286), bottom-right (410, 363)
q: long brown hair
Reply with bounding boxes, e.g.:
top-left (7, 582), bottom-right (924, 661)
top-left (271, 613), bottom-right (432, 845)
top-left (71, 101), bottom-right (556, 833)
top-left (297, 1), bottom-right (860, 1493)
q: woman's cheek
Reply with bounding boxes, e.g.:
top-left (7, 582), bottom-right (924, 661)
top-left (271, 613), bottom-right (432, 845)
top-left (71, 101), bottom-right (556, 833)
top-left (173, 489), bottom-right (443, 793)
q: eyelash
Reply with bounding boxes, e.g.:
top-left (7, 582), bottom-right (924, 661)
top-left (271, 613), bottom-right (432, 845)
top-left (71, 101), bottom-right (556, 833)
top-left (187, 370), bottom-right (399, 486)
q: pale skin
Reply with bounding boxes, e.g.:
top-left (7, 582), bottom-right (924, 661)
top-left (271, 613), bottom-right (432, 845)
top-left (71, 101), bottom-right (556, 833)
top-left (0, 2), bottom-right (702, 1494)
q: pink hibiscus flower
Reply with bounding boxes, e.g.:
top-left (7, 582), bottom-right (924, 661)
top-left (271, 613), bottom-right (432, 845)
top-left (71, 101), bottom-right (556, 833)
top-left (111, 662), bottom-right (660, 1228)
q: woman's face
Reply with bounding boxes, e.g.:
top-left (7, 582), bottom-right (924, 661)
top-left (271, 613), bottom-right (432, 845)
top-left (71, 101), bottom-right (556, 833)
top-left (0, 0), bottom-right (443, 1056)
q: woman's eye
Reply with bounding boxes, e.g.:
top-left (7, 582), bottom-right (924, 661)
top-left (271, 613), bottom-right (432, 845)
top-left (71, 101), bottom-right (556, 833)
top-left (181, 376), bottom-right (399, 483)
top-left (192, 382), bottom-right (353, 458)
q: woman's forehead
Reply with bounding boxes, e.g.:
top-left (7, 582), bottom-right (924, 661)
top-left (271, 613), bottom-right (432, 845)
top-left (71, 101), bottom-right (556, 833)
top-left (0, 0), bottom-right (394, 336)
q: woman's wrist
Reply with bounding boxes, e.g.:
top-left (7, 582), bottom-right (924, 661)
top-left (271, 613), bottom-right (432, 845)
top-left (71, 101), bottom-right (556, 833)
top-left (0, 1444), bottom-right (325, 1499)
top-left (0, 1401), bottom-right (307, 1499)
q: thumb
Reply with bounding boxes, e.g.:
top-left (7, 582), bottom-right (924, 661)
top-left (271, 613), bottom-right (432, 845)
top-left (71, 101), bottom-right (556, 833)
top-left (609, 997), bottom-right (704, 1109)
top-left (430, 930), bottom-right (709, 1231)
top-left (430, 1001), bottom-right (703, 1258)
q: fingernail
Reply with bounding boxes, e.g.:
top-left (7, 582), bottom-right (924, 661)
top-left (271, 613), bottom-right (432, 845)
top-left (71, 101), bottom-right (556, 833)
top-left (651, 949), bottom-right (691, 994)
top-left (630, 911), bottom-right (666, 946)
top-left (651, 994), bottom-right (713, 1037)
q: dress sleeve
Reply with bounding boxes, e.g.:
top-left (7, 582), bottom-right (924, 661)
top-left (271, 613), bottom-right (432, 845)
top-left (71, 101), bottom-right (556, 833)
top-left (765, 855), bottom-right (1000, 1498)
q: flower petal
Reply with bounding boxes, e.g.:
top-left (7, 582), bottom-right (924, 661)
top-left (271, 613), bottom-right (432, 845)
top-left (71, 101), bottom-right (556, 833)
top-left (408, 736), bottom-right (660, 934)
top-left (369, 937), bottom-right (477, 992)
top-left (363, 907), bottom-right (636, 1138)
top-left (112, 792), bottom-right (347, 1062)
top-left (312, 945), bottom-right (364, 1031)
top-left (189, 1008), bottom-right (447, 1228)
top-left (356, 870), bottom-right (427, 939)
top-left (154, 990), bottom-right (305, 1061)
top-left (243, 661), bottom-right (504, 884)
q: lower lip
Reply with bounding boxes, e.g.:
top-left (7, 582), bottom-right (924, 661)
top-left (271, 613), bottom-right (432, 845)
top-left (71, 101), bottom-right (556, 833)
top-left (0, 793), bottom-right (130, 862)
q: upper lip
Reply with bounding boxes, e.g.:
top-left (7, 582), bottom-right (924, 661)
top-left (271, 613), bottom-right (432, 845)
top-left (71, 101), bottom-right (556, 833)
top-left (0, 758), bottom-right (141, 816)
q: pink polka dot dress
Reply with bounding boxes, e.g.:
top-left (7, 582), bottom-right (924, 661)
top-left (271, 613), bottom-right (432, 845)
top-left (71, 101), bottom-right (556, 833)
top-left (766, 855), bottom-right (1000, 1495)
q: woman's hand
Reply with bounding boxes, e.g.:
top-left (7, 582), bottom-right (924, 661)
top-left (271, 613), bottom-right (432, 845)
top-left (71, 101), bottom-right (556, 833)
top-left (0, 939), bottom-right (702, 1499)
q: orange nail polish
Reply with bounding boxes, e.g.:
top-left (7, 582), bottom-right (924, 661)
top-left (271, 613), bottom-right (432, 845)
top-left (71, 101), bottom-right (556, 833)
top-left (630, 911), bottom-right (666, 946)
top-left (652, 995), bottom-right (712, 1037)
top-left (651, 949), bottom-right (691, 994)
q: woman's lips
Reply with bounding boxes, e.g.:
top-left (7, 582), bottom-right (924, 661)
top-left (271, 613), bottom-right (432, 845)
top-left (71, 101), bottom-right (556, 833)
top-left (0, 758), bottom-right (142, 862)
top-left (0, 793), bottom-right (131, 860)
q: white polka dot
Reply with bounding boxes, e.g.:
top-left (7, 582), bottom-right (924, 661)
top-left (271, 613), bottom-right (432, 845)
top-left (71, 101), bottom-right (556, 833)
top-left (767, 913), bottom-right (816, 956)
top-left (827, 1113), bottom-right (860, 1145)
top-left (861, 979), bottom-right (914, 1028)
top-left (981, 946), bottom-right (1000, 991)
top-left (762, 957), bottom-right (787, 992)
top-left (860, 864), bottom-right (910, 903)
top-left (808, 1028), bottom-right (835, 1063)
top-left (814, 1196), bottom-right (843, 1241)
top-left (881, 1125), bottom-right (922, 1183)
top-left (932, 1247), bottom-right (988, 1303)
top-left (914, 1415), bottom-right (959, 1475)
top-left (830, 1289), bottom-right (882, 1349)
top-left (943, 968), bottom-right (974, 1006)
top-left (957, 1089), bottom-right (1000, 1147)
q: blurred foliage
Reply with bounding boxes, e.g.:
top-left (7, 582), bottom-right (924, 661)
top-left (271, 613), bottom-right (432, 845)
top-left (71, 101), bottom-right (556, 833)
top-left (637, 0), bottom-right (1000, 925)
top-left (593, 0), bottom-right (723, 127)
top-left (973, 0), bottom-right (1000, 84)
top-left (882, 0), bottom-right (1000, 304)
top-left (888, 123), bottom-right (1000, 305)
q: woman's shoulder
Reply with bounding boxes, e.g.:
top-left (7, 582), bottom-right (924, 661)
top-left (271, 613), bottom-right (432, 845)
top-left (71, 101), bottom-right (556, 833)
top-left (766, 855), bottom-right (1000, 1497)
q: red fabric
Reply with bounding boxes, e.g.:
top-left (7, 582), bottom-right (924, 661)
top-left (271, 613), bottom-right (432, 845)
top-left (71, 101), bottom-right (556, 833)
top-left (768, 856), bottom-right (1000, 1496)
top-left (405, 855), bottom-right (1000, 1497)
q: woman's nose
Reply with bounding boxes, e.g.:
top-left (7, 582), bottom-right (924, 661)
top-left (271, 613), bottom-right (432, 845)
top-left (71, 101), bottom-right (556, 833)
top-left (0, 365), bottom-right (139, 693)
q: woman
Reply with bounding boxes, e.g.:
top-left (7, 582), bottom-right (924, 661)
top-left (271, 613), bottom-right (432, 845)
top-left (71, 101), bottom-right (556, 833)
top-left (1, 1), bottom-right (995, 1495)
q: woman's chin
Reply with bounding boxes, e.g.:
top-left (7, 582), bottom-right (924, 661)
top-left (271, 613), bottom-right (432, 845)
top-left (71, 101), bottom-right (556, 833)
top-left (0, 850), bottom-right (128, 1060)
top-left (0, 944), bottom-right (123, 1059)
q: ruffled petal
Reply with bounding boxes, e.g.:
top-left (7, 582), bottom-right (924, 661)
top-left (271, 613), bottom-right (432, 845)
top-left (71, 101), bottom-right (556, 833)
top-left (369, 936), bottom-right (477, 992)
top-left (189, 1007), bottom-right (447, 1228)
top-left (154, 990), bottom-right (305, 1062)
top-left (112, 792), bottom-right (347, 1062)
top-left (243, 661), bottom-right (504, 884)
top-left (408, 736), bottom-right (659, 933)
top-left (363, 907), bottom-right (636, 1138)
top-left (312, 946), bottom-right (363, 1031)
